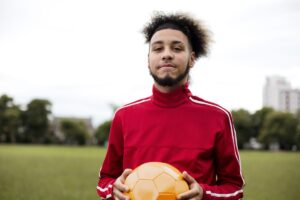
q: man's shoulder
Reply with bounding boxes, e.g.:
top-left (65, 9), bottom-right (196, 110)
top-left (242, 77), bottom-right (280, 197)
top-left (188, 95), bottom-right (231, 117)
top-left (115, 96), bottom-right (152, 115)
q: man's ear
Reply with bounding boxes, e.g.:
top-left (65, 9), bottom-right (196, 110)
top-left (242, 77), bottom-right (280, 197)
top-left (189, 52), bottom-right (196, 68)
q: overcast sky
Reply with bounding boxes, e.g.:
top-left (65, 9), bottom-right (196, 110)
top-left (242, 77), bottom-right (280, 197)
top-left (1, 0), bottom-right (299, 126)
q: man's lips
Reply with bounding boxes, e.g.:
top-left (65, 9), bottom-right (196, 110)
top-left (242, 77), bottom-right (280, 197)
top-left (158, 64), bottom-right (175, 69)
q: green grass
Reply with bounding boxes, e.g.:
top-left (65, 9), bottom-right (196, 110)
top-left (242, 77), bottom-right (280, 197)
top-left (0, 145), bottom-right (105, 200)
top-left (241, 151), bottom-right (300, 200)
top-left (0, 145), bottom-right (299, 200)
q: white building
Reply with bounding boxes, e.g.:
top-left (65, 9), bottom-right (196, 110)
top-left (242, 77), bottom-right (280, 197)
top-left (263, 76), bottom-right (300, 114)
top-left (279, 89), bottom-right (300, 114)
top-left (263, 76), bottom-right (291, 109)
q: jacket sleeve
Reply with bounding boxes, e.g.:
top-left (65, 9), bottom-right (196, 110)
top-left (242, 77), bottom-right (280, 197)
top-left (200, 112), bottom-right (245, 200)
top-left (96, 112), bottom-right (124, 199)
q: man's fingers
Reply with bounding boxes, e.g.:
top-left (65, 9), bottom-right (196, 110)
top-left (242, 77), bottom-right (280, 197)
top-left (114, 169), bottom-right (133, 193)
top-left (113, 188), bottom-right (129, 200)
top-left (179, 171), bottom-right (203, 200)
top-left (177, 188), bottom-right (199, 200)
top-left (120, 169), bottom-right (133, 182)
top-left (114, 181), bottom-right (128, 192)
top-left (182, 171), bottom-right (196, 185)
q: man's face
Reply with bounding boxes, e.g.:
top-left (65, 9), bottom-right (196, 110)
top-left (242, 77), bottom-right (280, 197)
top-left (148, 28), bottom-right (195, 87)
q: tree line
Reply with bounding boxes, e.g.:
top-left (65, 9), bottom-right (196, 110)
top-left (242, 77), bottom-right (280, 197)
top-left (0, 94), bottom-right (93, 145)
top-left (232, 107), bottom-right (300, 150)
top-left (0, 94), bottom-right (52, 143)
top-left (1, 94), bottom-right (300, 150)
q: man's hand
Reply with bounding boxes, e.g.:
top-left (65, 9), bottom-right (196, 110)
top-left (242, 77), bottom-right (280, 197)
top-left (177, 171), bottom-right (203, 200)
top-left (113, 169), bottom-right (132, 200)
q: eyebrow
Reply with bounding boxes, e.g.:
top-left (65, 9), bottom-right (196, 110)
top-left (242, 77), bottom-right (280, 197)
top-left (151, 40), bottom-right (184, 46)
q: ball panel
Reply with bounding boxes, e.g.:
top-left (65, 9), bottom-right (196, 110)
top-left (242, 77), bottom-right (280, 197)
top-left (137, 162), bottom-right (164, 179)
top-left (124, 171), bottom-right (139, 190)
top-left (154, 173), bottom-right (175, 193)
top-left (174, 180), bottom-right (189, 195)
top-left (132, 180), bottom-right (159, 200)
top-left (161, 165), bottom-right (181, 180)
top-left (157, 193), bottom-right (176, 200)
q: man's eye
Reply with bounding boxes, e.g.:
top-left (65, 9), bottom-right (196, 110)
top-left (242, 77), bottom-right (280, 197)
top-left (174, 47), bottom-right (183, 51)
top-left (153, 47), bottom-right (162, 52)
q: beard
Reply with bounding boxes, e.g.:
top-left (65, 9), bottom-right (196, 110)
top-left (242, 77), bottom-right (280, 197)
top-left (149, 64), bottom-right (190, 87)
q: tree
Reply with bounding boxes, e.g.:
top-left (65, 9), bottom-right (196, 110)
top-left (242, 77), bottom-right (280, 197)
top-left (294, 131), bottom-right (300, 150)
top-left (259, 111), bottom-right (298, 150)
top-left (231, 109), bottom-right (254, 148)
top-left (252, 107), bottom-right (274, 138)
top-left (0, 95), bottom-right (22, 143)
top-left (294, 109), bottom-right (300, 150)
top-left (95, 120), bottom-right (112, 146)
top-left (60, 119), bottom-right (89, 145)
top-left (23, 99), bottom-right (52, 143)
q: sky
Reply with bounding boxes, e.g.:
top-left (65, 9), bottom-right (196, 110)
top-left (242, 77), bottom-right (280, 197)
top-left (1, 0), bottom-right (300, 126)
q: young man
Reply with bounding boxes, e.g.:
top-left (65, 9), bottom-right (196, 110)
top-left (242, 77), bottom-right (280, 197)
top-left (97, 12), bottom-right (245, 200)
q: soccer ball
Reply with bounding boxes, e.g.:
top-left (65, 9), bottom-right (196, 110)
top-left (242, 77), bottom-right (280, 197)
top-left (124, 162), bottom-right (189, 200)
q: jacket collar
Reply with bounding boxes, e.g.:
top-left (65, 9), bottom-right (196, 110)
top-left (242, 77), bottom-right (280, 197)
top-left (151, 83), bottom-right (192, 107)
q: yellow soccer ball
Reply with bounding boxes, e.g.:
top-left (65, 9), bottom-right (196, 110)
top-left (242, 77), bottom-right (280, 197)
top-left (124, 162), bottom-right (189, 200)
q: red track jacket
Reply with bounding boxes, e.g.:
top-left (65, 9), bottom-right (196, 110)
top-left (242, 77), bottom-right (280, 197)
top-left (97, 84), bottom-right (245, 199)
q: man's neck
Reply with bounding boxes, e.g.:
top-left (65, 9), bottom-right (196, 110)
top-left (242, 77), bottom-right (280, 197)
top-left (154, 80), bottom-right (187, 93)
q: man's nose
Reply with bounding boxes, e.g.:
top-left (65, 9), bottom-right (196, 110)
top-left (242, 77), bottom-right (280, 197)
top-left (162, 48), bottom-right (174, 60)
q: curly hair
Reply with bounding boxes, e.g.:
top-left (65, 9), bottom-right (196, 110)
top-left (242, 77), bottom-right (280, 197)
top-left (142, 12), bottom-right (211, 59)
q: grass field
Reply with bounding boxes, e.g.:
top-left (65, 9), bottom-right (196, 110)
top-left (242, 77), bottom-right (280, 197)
top-left (0, 145), bottom-right (299, 200)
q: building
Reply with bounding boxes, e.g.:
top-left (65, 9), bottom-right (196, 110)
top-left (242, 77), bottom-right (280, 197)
top-left (263, 76), bottom-right (300, 114)
top-left (263, 76), bottom-right (291, 109)
top-left (279, 89), bottom-right (300, 114)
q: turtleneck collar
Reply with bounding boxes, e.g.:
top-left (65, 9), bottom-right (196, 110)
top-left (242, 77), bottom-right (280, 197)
top-left (151, 83), bottom-right (192, 107)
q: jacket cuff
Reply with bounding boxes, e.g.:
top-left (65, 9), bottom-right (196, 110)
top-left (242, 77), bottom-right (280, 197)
top-left (97, 179), bottom-right (116, 199)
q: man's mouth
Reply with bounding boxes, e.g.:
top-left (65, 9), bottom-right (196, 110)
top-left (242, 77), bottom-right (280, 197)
top-left (159, 64), bottom-right (175, 69)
